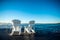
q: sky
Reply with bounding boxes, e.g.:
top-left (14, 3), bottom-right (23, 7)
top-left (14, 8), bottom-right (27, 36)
top-left (0, 0), bottom-right (60, 23)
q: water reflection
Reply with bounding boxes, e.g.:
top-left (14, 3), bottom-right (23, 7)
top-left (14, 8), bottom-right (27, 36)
top-left (23, 33), bottom-right (34, 40)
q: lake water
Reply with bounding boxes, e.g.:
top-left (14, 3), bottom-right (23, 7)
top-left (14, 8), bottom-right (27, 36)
top-left (0, 24), bottom-right (60, 40)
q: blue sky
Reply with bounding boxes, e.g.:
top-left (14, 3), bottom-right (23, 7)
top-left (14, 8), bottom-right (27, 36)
top-left (0, 0), bottom-right (60, 23)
